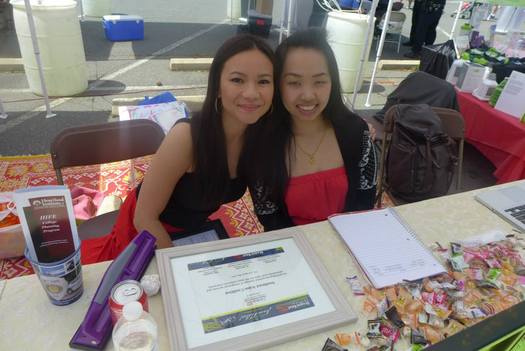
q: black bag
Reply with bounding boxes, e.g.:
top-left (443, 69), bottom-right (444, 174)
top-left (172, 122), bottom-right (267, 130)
top-left (386, 104), bottom-right (457, 202)
top-left (419, 40), bottom-right (456, 80)
top-left (374, 71), bottom-right (459, 124)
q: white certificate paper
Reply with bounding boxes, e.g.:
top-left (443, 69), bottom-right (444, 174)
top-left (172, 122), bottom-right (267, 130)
top-left (170, 238), bottom-right (335, 348)
top-left (495, 70), bottom-right (525, 120)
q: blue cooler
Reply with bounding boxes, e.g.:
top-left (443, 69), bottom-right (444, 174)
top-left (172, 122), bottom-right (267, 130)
top-left (102, 15), bottom-right (144, 41)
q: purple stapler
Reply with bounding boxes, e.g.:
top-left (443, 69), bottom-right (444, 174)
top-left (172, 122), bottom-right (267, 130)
top-left (70, 231), bottom-right (156, 350)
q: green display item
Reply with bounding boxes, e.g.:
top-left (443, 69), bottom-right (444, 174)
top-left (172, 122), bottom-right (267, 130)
top-left (480, 325), bottom-right (525, 351)
top-left (425, 301), bottom-right (525, 351)
top-left (485, 48), bottom-right (502, 59)
top-left (489, 78), bottom-right (509, 107)
top-left (473, 57), bottom-right (489, 66)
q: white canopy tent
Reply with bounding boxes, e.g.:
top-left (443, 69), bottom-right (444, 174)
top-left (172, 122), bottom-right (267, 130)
top-left (351, 0), bottom-right (379, 107)
top-left (363, 0), bottom-right (393, 107)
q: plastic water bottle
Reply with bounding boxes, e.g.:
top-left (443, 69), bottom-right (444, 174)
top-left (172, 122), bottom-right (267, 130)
top-left (112, 301), bottom-right (158, 351)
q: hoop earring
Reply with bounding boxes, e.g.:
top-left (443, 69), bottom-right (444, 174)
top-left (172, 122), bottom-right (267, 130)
top-left (214, 98), bottom-right (221, 113)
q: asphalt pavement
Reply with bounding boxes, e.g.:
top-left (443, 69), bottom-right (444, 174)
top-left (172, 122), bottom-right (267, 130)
top-left (0, 0), bottom-right (496, 192)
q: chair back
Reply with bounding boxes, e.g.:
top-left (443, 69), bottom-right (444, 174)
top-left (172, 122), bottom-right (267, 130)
top-left (389, 11), bottom-right (406, 23)
top-left (432, 107), bottom-right (465, 190)
top-left (50, 119), bottom-right (165, 184)
top-left (431, 107), bottom-right (465, 139)
top-left (381, 11), bottom-right (406, 33)
top-left (377, 105), bottom-right (465, 206)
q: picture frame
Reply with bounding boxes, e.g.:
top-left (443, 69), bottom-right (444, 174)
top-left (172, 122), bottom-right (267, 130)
top-left (157, 228), bottom-right (357, 351)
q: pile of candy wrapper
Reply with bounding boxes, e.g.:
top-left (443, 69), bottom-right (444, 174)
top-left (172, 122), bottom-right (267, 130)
top-left (329, 234), bottom-right (525, 351)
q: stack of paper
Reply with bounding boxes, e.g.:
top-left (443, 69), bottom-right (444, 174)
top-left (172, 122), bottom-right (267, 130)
top-left (495, 70), bottom-right (525, 121)
top-left (329, 209), bottom-right (446, 289)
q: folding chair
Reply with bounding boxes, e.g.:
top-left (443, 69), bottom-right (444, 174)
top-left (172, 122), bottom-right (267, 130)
top-left (376, 11), bottom-right (406, 53)
top-left (376, 105), bottom-right (465, 207)
top-left (50, 119), bottom-right (165, 239)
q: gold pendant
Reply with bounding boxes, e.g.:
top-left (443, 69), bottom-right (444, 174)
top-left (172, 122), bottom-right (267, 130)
top-left (308, 155), bottom-right (315, 165)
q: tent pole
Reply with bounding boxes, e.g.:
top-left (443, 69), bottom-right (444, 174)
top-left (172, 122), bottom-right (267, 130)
top-left (279, 0), bottom-right (287, 43)
top-left (24, 0), bottom-right (56, 118)
top-left (450, 1), bottom-right (464, 39)
top-left (78, 0), bottom-right (84, 20)
top-left (365, 0), bottom-right (395, 107)
top-left (286, 0), bottom-right (294, 38)
top-left (0, 98), bottom-right (7, 119)
top-left (351, 0), bottom-right (379, 109)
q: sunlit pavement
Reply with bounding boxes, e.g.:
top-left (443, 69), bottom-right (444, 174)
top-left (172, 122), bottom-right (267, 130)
top-left (0, 1), bottom-right (494, 193)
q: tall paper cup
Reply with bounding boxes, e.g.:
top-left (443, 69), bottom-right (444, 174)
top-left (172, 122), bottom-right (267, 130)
top-left (25, 247), bottom-right (83, 305)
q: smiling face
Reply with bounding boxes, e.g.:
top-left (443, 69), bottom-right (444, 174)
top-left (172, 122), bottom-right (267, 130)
top-left (280, 48), bottom-right (332, 123)
top-left (218, 48), bottom-right (274, 126)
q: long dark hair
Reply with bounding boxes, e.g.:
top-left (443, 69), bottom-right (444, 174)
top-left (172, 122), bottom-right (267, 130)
top-left (191, 34), bottom-right (275, 202)
top-left (250, 28), bottom-right (359, 203)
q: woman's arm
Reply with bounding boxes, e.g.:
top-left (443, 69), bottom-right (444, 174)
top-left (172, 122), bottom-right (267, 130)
top-left (134, 122), bottom-right (193, 249)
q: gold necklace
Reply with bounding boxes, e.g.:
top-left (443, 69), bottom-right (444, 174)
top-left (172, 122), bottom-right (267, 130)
top-left (294, 127), bottom-right (328, 165)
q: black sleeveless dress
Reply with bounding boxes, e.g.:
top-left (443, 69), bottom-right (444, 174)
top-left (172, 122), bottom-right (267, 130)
top-left (137, 173), bottom-right (246, 231)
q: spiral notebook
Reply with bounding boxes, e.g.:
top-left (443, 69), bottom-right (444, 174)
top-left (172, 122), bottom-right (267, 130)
top-left (329, 208), bottom-right (445, 289)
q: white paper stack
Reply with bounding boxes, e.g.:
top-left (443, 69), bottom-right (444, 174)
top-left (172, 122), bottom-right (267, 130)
top-left (495, 70), bottom-right (525, 121)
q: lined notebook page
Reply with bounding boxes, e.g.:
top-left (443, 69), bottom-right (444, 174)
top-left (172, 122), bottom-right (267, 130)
top-left (329, 209), bottom-right (445, 289)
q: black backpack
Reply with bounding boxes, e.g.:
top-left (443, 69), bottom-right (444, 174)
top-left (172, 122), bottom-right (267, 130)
top-left (386, 104), bottom-right (457, 202)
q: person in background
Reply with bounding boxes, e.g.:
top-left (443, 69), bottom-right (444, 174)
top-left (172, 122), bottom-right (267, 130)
top-left (403, 0), bottom-right (422, 47)
top-left (246, 29), bottom-right (377, 231)
top-left (487, 4), bottom-right (499, 20)
top-left (375, 0), bottom-right (390, 22)
top-left (405, 0), bottom-right (446, 59)
top-left (80, 34), bottom-right (275, 264)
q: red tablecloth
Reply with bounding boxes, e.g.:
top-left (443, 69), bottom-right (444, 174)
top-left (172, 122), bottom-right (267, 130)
top-left (457, 91), bottom-right (525, 183)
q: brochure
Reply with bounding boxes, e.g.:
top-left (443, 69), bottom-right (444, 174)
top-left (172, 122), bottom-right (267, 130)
top-left (13, 186), bottom-right (80, 263)
top-left (118, 100), bottom-right (188, 134)
top-left (495, 70), bottom-right (525, 120)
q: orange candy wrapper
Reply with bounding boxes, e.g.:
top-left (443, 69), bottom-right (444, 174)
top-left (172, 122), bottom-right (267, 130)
top-left (355, 238), bottom-right (525, 348)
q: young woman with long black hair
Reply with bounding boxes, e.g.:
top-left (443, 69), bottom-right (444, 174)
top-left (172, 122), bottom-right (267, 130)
top-left (247, 29), bottom-right (377, 231)
top-left (81, 34), bottom-right (275, 264)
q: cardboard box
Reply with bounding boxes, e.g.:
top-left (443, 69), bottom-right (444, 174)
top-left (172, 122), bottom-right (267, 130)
top-left (102, 15), bottom-right (144, 42)
top-left (255, 0), bottom-right (273, 15)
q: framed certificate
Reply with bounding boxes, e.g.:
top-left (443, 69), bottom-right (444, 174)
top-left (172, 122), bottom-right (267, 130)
top-left (157, 228), bottom-right (357, 351)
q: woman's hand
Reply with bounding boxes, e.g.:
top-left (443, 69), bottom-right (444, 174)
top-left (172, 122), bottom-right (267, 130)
top-left (155, 233), bottom-right (174, 249)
